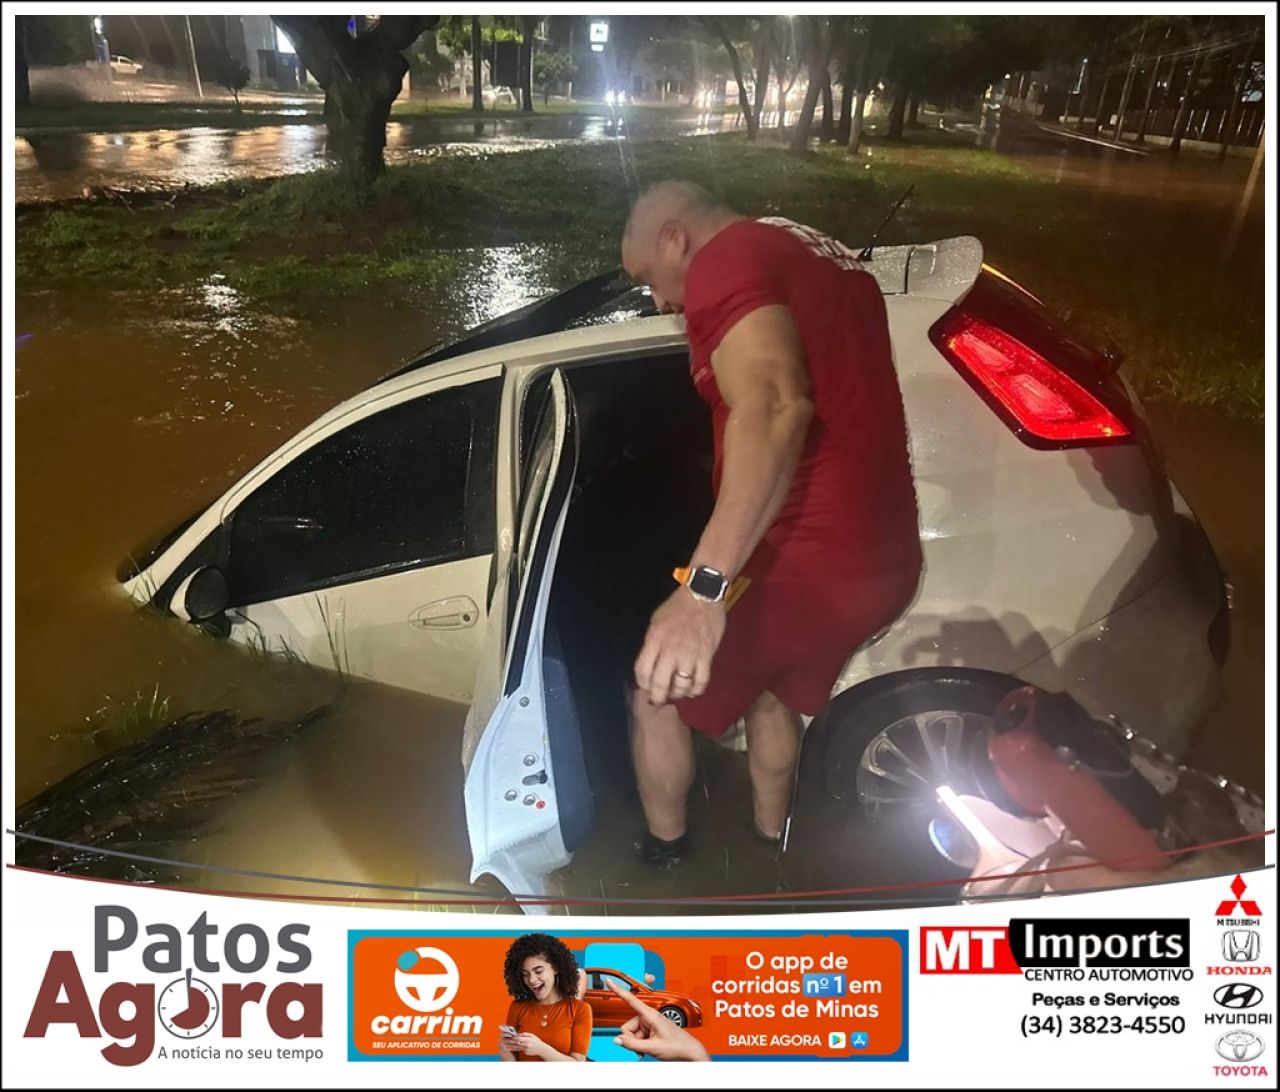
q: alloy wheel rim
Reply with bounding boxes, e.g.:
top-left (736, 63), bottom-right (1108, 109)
top-left (856, 709), bottom-right (995, 814)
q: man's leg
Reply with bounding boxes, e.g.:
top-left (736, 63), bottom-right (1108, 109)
top-left (628, 689), bottom-right (696, 842)
top-left (744, 690), bottom-right (801, 839)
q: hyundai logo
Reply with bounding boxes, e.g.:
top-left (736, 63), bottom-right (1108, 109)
top-left (1214, 984), bottom-right (1264, 1010)
top-left (1215, 1031), bottom-right (1265, 1062)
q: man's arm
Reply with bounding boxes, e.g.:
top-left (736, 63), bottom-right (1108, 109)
top-left (634, 303), bottom-right (812, 706)
top-left (689, 303), bottom-right (814, 580)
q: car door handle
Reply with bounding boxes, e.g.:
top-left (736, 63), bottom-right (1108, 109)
top-left (410, 597), bottom-right (479, 629)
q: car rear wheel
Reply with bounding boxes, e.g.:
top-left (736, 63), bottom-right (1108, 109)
top-left (658, 1005), bottom-right (687, 1028)
top-left (785, 671), bottom-right (1030, 898)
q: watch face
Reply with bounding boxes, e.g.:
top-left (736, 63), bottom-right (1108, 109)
top-left (688, 567), bottom-right (727, 601)
top-left (157, 974), bottom-right (220, 1039)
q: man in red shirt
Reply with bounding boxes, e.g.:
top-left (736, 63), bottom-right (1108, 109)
top-left (620, 180), bottom-right (922, 869)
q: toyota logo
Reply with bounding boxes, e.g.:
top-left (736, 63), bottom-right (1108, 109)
top-left (1214, 984), bottom-right (1264, 1010)
top-left (1215, 1031), bottom-right (1265, 1062)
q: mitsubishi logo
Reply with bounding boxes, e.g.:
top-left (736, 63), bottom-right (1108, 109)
top-left (1216, 875), bottom-right (1263, 917)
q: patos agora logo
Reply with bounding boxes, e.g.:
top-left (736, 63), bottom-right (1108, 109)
top-left (22, 906), bottom-right (322, 1067)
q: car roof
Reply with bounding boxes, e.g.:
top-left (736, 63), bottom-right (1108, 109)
top-left (379, 269), bottom-right (659, 385)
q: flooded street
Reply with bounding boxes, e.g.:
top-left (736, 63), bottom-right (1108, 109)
top-left (15, 109), bottom-right (798, 203)
top-left (13, 114), bottom-right (1265, 911)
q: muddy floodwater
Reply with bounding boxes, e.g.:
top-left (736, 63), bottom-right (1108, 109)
top-left (13, 126), bottom-right (1266, 910)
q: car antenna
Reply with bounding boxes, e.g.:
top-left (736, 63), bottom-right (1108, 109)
top-left (857, 184), bottom-right (915, 262)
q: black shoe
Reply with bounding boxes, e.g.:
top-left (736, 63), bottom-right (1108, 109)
top-left (634, 831), bottom-right (687, 871)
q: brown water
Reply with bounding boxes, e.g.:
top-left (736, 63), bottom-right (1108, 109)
top-left (14, 270), bottom-right (796, 912)
top-left (14, 131), bottom-right (1266, 909)
top-left (15, 110), bottom-right (802, 203)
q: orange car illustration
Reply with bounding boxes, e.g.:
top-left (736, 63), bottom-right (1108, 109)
top-left (581, 967), bottom-right (703, 1029)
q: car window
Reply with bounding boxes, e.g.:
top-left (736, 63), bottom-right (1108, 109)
top-left (226, 378), bottom-right (499, 606)
top-left (600, 973), bottom-right (633, 992)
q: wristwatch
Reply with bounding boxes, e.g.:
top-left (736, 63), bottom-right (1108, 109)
top-left (674, 564), bottom-right (729, 604)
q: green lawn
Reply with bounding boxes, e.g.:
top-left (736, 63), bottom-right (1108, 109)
top-left (15, 131), bottom-right (1263, 419)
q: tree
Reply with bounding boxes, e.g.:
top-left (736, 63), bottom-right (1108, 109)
top-left (20, 14), bottom-right (92, 66)
top-left (408, 29), bottom-right (456, 101)
top-left (703, 15), bottom-right (758, 138)
top-left (217, 53), bottom-right (250, 111)
top-left (533, 47), bottom-right (573, 106)
top-left (271, 15), bottom-right (438, 182)
top-left (789, 16), bottom-right (835, 155)
top-left (16, 16), bottom-right (31, 106)
top-left (519, 15), bottom-right (536, 112)
top-left (471, 17), bottom-right (483, 111)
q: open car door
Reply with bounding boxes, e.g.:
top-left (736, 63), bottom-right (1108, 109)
top-left (461, 369), bottom-right (594, 907)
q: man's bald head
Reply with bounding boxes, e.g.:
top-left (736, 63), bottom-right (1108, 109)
top-left (621, 180), bottom-right (741, 311)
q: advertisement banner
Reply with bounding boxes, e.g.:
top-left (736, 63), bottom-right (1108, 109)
top-left (348, 929), bottom-right (906, 1061)
top-left (4, 866), bottom-right (1276, 1086)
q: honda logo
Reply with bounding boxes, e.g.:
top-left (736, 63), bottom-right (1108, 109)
top-left (1223, 930), bottom-right (1262, 963)
top-left (1215, 984), bottom-right (1264, 1010)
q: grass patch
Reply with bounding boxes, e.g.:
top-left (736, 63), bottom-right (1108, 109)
top-left (78, 685), bottom-right (173, 753)
top-left (15, 132), bottom-right (1262, 418)
top-left (17, 100), bottom-right (322, 133)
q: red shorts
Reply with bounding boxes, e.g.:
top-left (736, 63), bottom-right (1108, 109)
top-left (674, 566), bottom-right (918, 738)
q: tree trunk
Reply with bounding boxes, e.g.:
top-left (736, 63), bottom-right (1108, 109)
top-left (789, 18), bottom-right (834, 155)
top-left (820, 69), bottom-right (835, 140)
top-left (1219, 29), bottom-right (1258, 159)
top-left (837, 37), bottom-right (855, 143)
top-left (752, 23), bottom-right (772, 129)
top-left (1113, 56), bottom-right (1138, 139)
top-left (1135, 54), bottom-right (1164, 143)
top-left (707, 17), bottom-right (757, 139)
top-left (470, 16), bottom-right (483, 112)
top-left (1171, 45), bottom-right (1207, 155)
top-left (1090, 69), bottom-right (1113, 135)
top-left (887, 84), bottom-right (910, 140)
top-left (848, 90), bottom-right (869, 153)
top-left (273, 15), bottom-right (437, 182)
top-left (16, 15), bottom-right (31, 106)
top-left (907, 93), bottom-right (920, 128)
top-left (520, 16), bottom-right (535, 113)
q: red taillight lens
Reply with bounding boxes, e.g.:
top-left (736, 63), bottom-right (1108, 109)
top-left (932, 312), bottom-right (1131, 445)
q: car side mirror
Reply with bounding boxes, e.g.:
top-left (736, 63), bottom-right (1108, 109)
top-left (184, 566), bottom-right (229, 622)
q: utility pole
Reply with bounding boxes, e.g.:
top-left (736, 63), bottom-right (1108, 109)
top-left (183, 14), bottom-right (204, 99)
top-left (1219, 27), bottom-right (1259, 159)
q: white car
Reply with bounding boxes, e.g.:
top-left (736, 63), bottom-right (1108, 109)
top-left (120, 238), bottom-right (1228, 902)
top-left (109, 55), bottom-right (144, 77)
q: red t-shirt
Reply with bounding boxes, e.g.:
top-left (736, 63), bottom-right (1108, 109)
top-left (683, 217), bottom-right (921, 582)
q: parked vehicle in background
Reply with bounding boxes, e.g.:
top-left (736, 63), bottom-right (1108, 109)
top-left (109, 55), bottom-right (144, 76)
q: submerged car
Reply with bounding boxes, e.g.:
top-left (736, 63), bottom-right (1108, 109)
top-left (581, 967), bottom-right (703, 1028)
top-left (120, 238), bottom-right (1229, 901)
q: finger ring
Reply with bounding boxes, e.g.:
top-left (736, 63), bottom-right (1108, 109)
top-left (674, 670), bottom-right (693, 680)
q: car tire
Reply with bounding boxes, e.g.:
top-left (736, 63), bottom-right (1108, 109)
top-left (658, 1005), bottom-right (687, 1028)
top-left (784, 670), bottom-right (1032, 900)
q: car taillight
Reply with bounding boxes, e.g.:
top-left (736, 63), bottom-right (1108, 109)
top-left (931, 310), bottom-right (1132, 447)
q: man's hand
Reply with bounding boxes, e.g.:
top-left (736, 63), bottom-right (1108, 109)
top-left (606, 979), bottom-right (710, 1061)
top-left (634, 587), bottom-right (726, 706)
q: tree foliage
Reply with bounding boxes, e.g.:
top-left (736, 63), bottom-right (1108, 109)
top-left (217, 54), bottom-right (251, 110)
